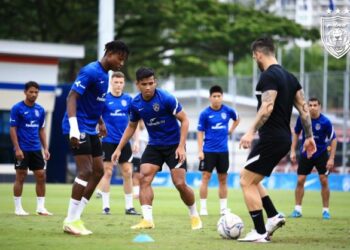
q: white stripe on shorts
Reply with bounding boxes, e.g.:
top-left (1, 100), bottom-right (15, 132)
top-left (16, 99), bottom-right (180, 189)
top-left (243, 154), bottom-right (260, 168)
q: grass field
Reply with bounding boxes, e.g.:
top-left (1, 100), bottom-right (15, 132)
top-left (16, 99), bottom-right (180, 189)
top-left (0, 183), bottom-right (349, 250)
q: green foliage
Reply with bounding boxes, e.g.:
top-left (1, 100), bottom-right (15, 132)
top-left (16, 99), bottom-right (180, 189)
top-left (0, 0), bottom-right (319, 81)
top-left (0, 184), bottom-right (349, 250)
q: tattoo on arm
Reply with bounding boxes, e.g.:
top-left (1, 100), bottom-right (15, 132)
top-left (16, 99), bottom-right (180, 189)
top-left (254, 90), bottom-right (276, 131)
top-left (294, 89), bottom-right (313, 138)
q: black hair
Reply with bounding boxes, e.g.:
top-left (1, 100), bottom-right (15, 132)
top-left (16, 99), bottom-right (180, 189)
top-left (210, 85), bottom-right (223, 95)
top-left (251, 37), bottom-right (275, 55)
top-left (24, 81), bottom-right (39, 91)
top-left (136, 67), bottom-right (155, 81)
top-left (104, 40), bottom-right (129, 56)
top-left (309, 97), bottom-right (321, 105)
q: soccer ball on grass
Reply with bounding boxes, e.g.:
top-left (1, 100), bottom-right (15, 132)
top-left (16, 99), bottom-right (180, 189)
top-left (217, 212), bottom-right (244, 239)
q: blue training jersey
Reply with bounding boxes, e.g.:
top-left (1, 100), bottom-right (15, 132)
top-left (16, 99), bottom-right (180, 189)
top-left (129, 89), bottom-right (182, 146)
top-left (102, 92), bottom-right (132, 144)
top-left (295, 114), bottom-right (336, 159)
top-left (10, 101), bottom-right (45, 151)
top-left (62, 61), bottom-right (109, 135)
top-left (197, 104), bottom-right (238, 152)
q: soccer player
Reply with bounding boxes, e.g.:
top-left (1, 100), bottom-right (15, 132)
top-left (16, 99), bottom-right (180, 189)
top-left (61, 40), bottom-right (129, 235)
top-left (99, 71), bottom-right (139, 215)
top-left (112, 67), bottom-right (202, 230)
top-left (131, 120), bottom-right (148, 199)
top-left (238, 37), bottom-right (316, 243)
top-left (197, 85), bottom-right (240, 216)
top-left (10, 81), bottom-right (51, 216)
top-left (290, 97), bottom-right (337, 220)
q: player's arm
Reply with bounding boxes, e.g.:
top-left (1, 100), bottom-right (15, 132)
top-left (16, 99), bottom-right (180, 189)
top-left (197, 131), bottom-right (204, 160)
top-left (326, 138), bottom-right (337, 171)
top-left (66, 90), bottom-right (81, 148)
top-left (112, 121), bottom-right (138, 163)
top-left (39, 126), bottom-right (50, 161)
top-left (290, 131), bottom-right (299, 164)
top-left (132, 123), bottom-right (140, 153)
top-left (239, 90), bottom-right (277, 149)
top-left (10, 126), bottom-right (24, 160)
top-left (293, 89), bottom-right (316, 158)
top-left (175, 110), bottom-right (189, 163)
top-left (98, 117), bottom-right (107, 138)
top-left (229, 116), bottom-right (240, 135)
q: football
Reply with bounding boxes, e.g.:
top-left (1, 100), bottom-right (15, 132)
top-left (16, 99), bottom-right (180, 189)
top-left (217, 212), bottom-right (244, 239)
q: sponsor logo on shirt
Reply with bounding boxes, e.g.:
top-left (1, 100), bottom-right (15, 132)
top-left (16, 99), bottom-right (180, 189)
top-left (147, 117), bottom-right (165, 127)
top-left (211, 122), bottom-right (225, 130)
top-left (96, 93), bottom-right (107, 102)
top-left (74, 80), bottom-right (85, 89)
top-left (25, 120), bottom-right (39, 128)
top-left (110, 109), bottom-right (126, 117)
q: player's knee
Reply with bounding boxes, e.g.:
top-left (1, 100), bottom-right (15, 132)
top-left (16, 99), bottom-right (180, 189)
top-left (122, 168), bottom-right (132, 179)
top-left (173, 180), bottom-right (186, 191)
top-left (239, 175), bottom-right (249, 189)
top-left (78, 168), bottom-right (93, 179)
top-left (36, 172), bottom-right (46, 183)
top-left (320, 177), bottom-right (328, 187)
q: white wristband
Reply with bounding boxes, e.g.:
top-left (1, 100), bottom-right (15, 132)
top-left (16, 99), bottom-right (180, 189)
top-left (68, 117), bottom-right (80, 139)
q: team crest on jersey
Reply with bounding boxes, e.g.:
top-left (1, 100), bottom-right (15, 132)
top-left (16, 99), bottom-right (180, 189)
top-left (221, 112), bottom-right (227, 120)
top-left (121, 100), bottom-right (127, 107)
top-left (153, 103), bottom-right (160, 112)
top-left (35, 109), bottom-right (40, 117)
top-left (80, 133), bottom-right (86, 140)
top-left (315, 123), bottom-right (321, 130)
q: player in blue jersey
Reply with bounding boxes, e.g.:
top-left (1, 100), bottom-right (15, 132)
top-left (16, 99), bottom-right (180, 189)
top-left (111, 67), bottom-right (202, 230)
top-left (97, 71), bottom-right (140, 215)
top-left (10, 81), bottom-right (51, 216)
top-left (290, 97), bottom-right (337, 220)
top-left (238, 37), bottom-right (316, 243)
top-left (197, 85), bottom-right (240, 216)
top-left (61, 40), bottom-right (129, 236)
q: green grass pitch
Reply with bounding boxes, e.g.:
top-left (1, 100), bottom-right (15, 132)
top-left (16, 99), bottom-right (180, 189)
top-left (0, 183), bottom-right (349, 250)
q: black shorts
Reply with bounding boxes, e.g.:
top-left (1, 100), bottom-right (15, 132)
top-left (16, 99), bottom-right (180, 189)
top-left (244, 138), bottom-right (291, 177)
top-left (141, 144), bottom-right (187, 171)
top-left (297, 150), bottom-right (329, 175)
top-left (14, 150), bottom-right (45, 171)
top-left (102, 142), bottom-right (133, 163)
top-left (199, 152), bottom-right (229, 174)
top-left (67, 134), bottom-right (103, 157)
top-left (132, 157), bottom-right (141, 173)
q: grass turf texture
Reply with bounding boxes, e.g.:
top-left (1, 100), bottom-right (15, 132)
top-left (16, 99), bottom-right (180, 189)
top-left (0, 183), bottom-right (349, 250)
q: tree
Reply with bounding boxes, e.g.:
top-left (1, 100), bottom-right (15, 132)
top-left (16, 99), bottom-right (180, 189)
top-left (0, 0), bottom-right (319, 81)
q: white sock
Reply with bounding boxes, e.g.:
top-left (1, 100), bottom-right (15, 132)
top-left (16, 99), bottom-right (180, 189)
top-left (219, 198), bottom-right (227, 211)
top-left (36, 197), bottom-right (45, 211)
top-left (125, 193), bottom-right (133, 209)
top-left (141, 205), bottom-right (153, 221)
top-left (14, 196), bottom-right (23, 211)
top-left (133, 186), bottom-right (140, 196)
top-left (76, 197), bottom-right (89, 221)
top-left (66, 198), bottom-right (80, 223)
top-left (200, 199), bottom-right (207, 211)
top-left (102, 192), bottom-right (110, 209)
top-left (96, 188), bottom-right (102, 194)
top-left (295, 205), bottom-right (302, 212)
top-left (323, 207), bottom-right (329, 213)
top-left (188, 202), bottom-right (199, 217)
